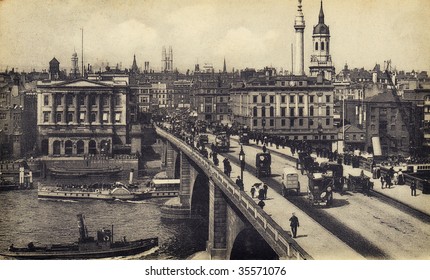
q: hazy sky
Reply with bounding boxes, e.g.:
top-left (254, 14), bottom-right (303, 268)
top-left (0, 0), bottom-right (429, 73)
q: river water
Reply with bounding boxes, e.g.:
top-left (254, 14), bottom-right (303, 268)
top-left (0, 179), bottom-right (207, 260)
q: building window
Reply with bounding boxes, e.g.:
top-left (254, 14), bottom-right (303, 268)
top-left (299, 108), bottom-right (303, 117)
top-left (269, 96), bottom-right (274, 103)
top-left (56, 113), bottom-right (62, 123)
top-left (253, 107), bottom-right (258, 117)
top-left (103, 113), bottom-right (109, 122)
top-left (290, 118), bottom-right (294, 127)
top-left (281, 107), bottom-right (286, 117)
top-left (90, 96), bottom-right (96, 106)
top-left (281, 119), bottom-right (286, 126)
top-left (315, 42), bottom-right (318, 50)
top-left (309, 119), bottom-right (314, 126)
top-left (79, 95), bottom-right (85, 106)
top-left (103, 97), bottom-right (109, 106)
top-left (299, 119), bottom-right (303, 126)
top-left (327, 41), bottom-right (329, 52)
top-left (360, 134), bottom-right (364, 140)
top-left (269, 119), bottom-right (274, 127)
top-left (371, 115), bottom-right (376, 122)
top-left (44, 95), bottom-right (49, 106)
top-left (353, 134), bottom-right (357, 140)
top-left (43, 112), bottom-right (49, 122)
top-left (270, 106), bottom-right (274, 117)
top-left (261, 95), bottom-right (266, 103)
top-left (115, 96), bottom-right (121, 106)
top-left (309, 106), bottom-right (314, 116)
top-left (80, 112), bottom-right (85, 122)
top-left (66, 95), bottom-right (73, 105)
top-left (290, 108), bottom-right (295, 117)
top-left (281, 96), bottom-right (286, 103)
top-left (67, 112), bottom-right (73, 123)
top-left (391, 124), bottom-right (396, 130)
top-left (253, 119), bottom-right (257, 127)
top-left (290, 95), bottom-right (295, 103)
top-left (253, 96), bottom-right (258, 103)
top-left (205, 106), bottom-right (212, 113)
top-left (371, 124), bottom-right (375, 131)
top-left (298, 96), bottom-right (303, 104)
top-left (326, 95), bottom-right (330, 103)
top-left (219, 97), bottom-right (223, 103)
top-left (326, 118), bottom-right (330, 125)
top-left (261, 107), bottom-right (266, 117)
top-left (321, 42), bottom-right (325, 51)
top-left (326, 106), bottom-right (330, 116)
top-left (309, 96), bottom-right (314, 103)
top-left (91, 112), bottom-right (96, 122)
top-left (115, 113), bottom-right (121, 122)
top-left (55, 94), bottom-right (62, 105)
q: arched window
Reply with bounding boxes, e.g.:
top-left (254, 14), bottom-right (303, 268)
top-left (89, 140), bottom-right (97, 155)
top-left (253, 106), bottom-right (258, 117)
top-left (321, 42), bottom-right (325, 51)
top-left (261, 106), bottom-right (266, 117)
top-left (270, 106), bottom-right (274, 117)
top-left (65, 140), bottom-right (73, 155)
top-left (76, 140), bottom-right (84, 155)
top-left (315, 42), bottom-right (318, 50)
top-left (53, 140), bottom-right (61, 155)
top-left (326, 41), bottom-right (329, 52)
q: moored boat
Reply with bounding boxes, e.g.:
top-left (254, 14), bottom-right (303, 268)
top-left (49, 166), bottom-right (123, 178)
top-left (0, 214), bottom-right (158, 260)
top-left (38, 182), bottom-right (139, 201)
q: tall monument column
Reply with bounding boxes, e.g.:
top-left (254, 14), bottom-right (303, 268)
top-left (294, 0), bottom-right (306, 76)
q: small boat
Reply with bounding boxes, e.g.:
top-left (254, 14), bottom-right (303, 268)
top-left (49, 166), bottom-right (123, 178)
top-left (0, 214), bottom-right (158, 260)
top-left (38, 182), bottom-right (140, 201)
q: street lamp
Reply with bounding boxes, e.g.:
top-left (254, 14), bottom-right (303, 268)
top-left (239, 145), bottom-right (246, 181)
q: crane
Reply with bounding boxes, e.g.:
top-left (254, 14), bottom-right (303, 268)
top-left (384, 60), bottom-right (419, 156)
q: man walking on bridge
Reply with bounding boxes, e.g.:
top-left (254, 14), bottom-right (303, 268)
top-left (289, 213), bottom-right (299, 238)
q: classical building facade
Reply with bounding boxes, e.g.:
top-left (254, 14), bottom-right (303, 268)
top-left (230, 76), bottom-right (337, 146)
top-left (36, 79), bottom-right (128, 156)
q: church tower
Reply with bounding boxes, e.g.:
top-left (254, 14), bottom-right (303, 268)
top-left (309, 1), bottom-right (335, 80)
top-left (71, 49), bottom-right (80, 78)
top-left (294, 0), bottom-right (306, 76)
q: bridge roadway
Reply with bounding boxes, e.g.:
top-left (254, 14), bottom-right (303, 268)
top-left (223, 135), bottom-right (430, 259)
top-left (199, 136), bottom-right (365, 259)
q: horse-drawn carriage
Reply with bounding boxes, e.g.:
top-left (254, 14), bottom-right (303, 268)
top-left (346, 174), bottom-right (373, 195)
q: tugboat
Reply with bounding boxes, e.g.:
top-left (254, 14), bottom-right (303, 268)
top-left (0, 214), bottom-right (158, 259)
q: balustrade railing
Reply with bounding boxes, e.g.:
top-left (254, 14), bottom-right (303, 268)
top-left (155, 125), bottom-right (311, 260)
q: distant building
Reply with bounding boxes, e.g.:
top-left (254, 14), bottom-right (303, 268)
top-left (49, 57), bottom-right (60, 80)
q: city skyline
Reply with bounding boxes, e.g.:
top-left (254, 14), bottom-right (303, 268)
top-left (0, 0), bottom-right (429, 73)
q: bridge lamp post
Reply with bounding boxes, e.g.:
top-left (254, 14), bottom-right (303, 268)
top-left (239, 145), bottom-right (245, 181)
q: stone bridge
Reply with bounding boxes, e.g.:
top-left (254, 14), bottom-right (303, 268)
top-left (156, 126), bottom-right (311, 260)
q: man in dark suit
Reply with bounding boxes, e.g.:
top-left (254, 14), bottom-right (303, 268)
top-left (289, 213), bottom-right (299, 238)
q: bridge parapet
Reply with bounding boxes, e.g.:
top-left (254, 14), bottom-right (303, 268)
top-left (156, 126), bottom-right (312, 260)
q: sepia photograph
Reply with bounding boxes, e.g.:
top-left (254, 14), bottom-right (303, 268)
top-left (0, 0), bottom-right (429, 273)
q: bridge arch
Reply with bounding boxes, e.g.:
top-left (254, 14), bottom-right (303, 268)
top-left (190, 172), bottom-right (210, 220)
top-left (230, 228), bottom-right (278, 260)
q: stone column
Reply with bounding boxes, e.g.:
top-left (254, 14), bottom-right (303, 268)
top-left (51, 93), bottom-right (56, 123)
top-left (74, 92), bottom-right (79, 124)
top-left (62, 94), bottom-right (66, 124)
top-left (207, 179), bottom-right (227, 259)
top-left (85, 94), bottom-right (90, 124)
top-left (96, 93), bottom-right (101, 124)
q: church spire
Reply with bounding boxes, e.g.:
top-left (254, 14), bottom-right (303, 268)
top-left (131, 54), bottom-right (139, 73)
top-left (319, 0), bottom-right (325, 24)
top-left (223, 57), bottom-right (226, 73)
